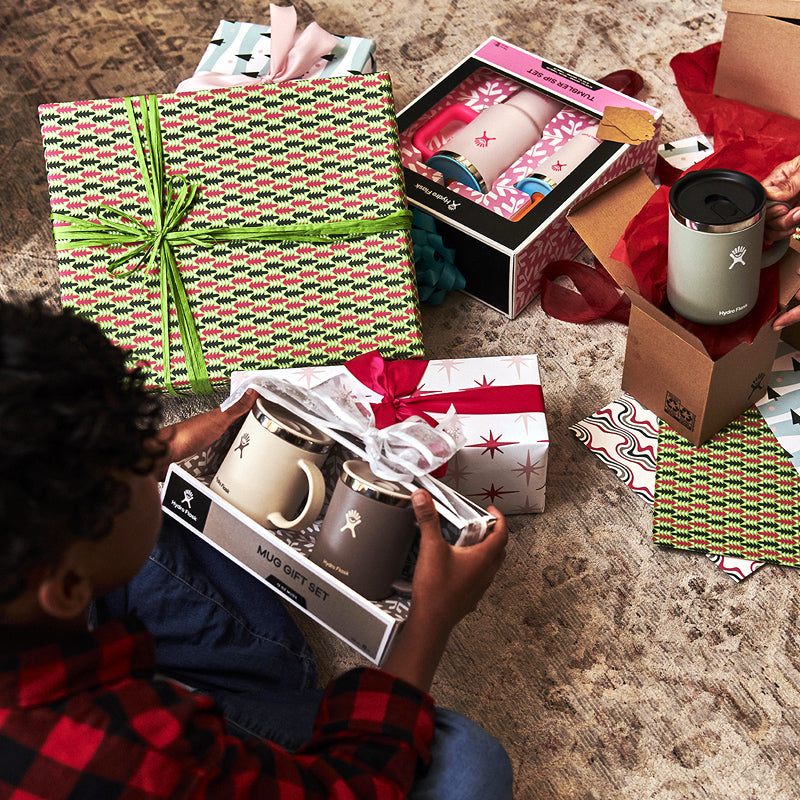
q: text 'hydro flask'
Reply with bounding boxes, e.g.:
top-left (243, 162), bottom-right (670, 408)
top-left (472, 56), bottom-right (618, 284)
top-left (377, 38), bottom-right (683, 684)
top-left (667, 169), bottom-right (790, 325)
top-left (412, 90), bottom-right (562, 193)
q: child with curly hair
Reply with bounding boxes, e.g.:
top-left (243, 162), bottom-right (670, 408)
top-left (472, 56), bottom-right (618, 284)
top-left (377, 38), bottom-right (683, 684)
top-left (0, 298), bottom-right (512, 799)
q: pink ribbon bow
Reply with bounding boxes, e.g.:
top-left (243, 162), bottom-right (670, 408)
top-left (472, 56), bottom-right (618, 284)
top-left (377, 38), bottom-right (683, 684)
top-left (345, 351), bottom-right (546, 430)
top-left (176, 4), bottom-right (339, 93)
top-left (266, 3), bottom-right (339, 83)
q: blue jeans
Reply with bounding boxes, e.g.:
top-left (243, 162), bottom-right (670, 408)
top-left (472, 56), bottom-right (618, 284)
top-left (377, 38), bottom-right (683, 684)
top-left (93, 516), bottom-right (513, 800)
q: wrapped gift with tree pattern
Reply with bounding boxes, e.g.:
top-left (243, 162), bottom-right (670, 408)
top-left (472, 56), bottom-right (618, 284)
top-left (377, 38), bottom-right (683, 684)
top-left (38, 73), bottom-right (422, 395)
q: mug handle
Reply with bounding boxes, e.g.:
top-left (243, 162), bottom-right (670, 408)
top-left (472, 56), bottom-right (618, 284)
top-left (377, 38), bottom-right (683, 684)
top-left (266, 459), bottom-right (327, 532)
top-left (762, 200), bottom-right (793, 268)
top-left (411, 103), bottom-right (480, 162)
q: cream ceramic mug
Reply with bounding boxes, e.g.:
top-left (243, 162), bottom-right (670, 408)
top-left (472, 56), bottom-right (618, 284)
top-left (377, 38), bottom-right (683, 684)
top-left (211, 398), bottom-right (333, 530)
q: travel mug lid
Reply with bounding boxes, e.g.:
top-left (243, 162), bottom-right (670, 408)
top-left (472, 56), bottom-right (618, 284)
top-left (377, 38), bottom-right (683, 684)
top-left (668, 168), bottom-right (766, 233)
top-left (341, 460), bottom-right (413, 506)
top-left (425, 152), bottom-right (485, 192)
top-left (254, 398), bottom-right (333, 452)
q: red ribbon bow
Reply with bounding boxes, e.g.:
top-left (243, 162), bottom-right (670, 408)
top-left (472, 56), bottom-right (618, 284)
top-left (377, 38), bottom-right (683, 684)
top-left (345, 351), bottom-right (545, 430)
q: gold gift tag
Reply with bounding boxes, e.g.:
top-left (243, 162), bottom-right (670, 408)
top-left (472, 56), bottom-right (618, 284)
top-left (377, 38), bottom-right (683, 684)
top-left (597, 106), bottom-right (656, 145)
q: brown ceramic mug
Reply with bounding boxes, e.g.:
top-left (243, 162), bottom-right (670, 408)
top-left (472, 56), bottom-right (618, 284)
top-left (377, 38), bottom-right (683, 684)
top-left (310, 460), bottom-right (416, 600)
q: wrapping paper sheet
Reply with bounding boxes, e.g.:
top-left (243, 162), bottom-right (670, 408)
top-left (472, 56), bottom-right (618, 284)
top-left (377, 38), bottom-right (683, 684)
top-left (653, 407), bottom-right (800, 568)
top-left (756, 342), bottom-right (800, 475)
top-left (571, 394), bottom-right (765, 582)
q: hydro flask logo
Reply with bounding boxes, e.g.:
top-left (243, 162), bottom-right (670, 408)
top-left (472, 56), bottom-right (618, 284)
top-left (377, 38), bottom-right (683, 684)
top-left (474, 130), bottom-right (496, 149)
top-left (234, 433), bottom-right (250, 458)
top-left (341, 509), bottom-right (362, 538)
top-left (182, 489), bottom-right (194, 509)
top-left (728, 245), bottom-right (746, 269)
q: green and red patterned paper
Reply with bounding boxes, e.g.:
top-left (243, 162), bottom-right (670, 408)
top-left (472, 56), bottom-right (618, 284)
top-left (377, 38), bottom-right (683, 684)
top-left (653, 408), bottom-right (800, 567)
top-left (38, 73), bottom-right (423, 395)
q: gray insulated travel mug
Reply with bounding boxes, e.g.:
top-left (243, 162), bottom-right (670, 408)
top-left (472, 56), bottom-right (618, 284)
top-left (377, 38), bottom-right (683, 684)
top-left (667, 168), bottom-right (789, 326)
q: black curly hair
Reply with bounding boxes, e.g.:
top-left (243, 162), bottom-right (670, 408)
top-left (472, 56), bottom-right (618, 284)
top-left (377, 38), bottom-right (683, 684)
top-left (0, 298), bottom-right (165, 604)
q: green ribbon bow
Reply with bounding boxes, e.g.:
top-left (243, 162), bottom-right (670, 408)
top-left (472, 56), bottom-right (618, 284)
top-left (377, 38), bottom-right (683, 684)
top-left (52, 94), bottom-right (413, 395)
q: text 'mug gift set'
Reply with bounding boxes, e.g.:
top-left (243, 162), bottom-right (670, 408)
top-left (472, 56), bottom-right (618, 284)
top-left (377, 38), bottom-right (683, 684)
top-left (396, 37), bottom-right (662, 318)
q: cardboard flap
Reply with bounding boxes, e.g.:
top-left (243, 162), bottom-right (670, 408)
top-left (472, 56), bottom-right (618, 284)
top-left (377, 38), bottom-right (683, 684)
top-left (722, 0), bottom-right (800, 17)
top-left (567, 167), bottom-right (656, 295)
top-left (625, 292), bottom-right (713, 353)
top-left (714, 11), bottom-right (800, 118)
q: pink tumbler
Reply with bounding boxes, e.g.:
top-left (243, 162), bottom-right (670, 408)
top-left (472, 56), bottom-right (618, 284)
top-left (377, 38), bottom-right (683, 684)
top-left (412, 89), bottom-right (562, 193)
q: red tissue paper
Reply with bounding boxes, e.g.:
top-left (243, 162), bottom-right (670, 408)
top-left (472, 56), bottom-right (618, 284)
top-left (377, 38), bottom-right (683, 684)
top-left (610, 43), bottom-right (800, 359)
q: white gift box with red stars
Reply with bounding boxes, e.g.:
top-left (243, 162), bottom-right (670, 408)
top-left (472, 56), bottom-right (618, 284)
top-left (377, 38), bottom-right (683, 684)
top-left (231, 353), bottom-right (548, 515)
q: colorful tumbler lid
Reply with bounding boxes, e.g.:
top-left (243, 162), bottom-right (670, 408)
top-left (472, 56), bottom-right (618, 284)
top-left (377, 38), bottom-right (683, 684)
top-left (425, 152), bottom-right (484, 193)
top-left (516, 175), bottom-right (555, 197)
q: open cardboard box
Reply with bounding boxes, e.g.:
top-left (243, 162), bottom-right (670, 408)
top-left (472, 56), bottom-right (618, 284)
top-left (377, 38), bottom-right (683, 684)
top-left (396, 37), bottom-right (662, 318)
top-left (714, 1), bottom-right (800, 120)
top-left (568, 168), bottom-right (800, 446)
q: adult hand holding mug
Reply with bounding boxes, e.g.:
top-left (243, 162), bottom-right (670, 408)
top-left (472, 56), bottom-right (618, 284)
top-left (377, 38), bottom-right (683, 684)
top-left (764, 154), bottom-right (800, 330)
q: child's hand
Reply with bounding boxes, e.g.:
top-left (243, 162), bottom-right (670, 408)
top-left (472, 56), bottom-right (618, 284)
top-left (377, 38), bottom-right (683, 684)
top-left (409, 489), bottom-right (507, 634)
top-left (380, 489), bottom-right (507, 692)
top-left (155, 389), bottom-right (259, 479)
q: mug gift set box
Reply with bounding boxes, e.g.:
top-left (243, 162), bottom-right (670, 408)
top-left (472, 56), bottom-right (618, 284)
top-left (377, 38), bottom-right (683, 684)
top-left (38, 72), bottom-right (422, 396)
top-left (162, 374), bottom-right (495, 665)
top-left (395, 37), bottom-right (663, 318)
top-left (568, 168), bottom-right (800, 446)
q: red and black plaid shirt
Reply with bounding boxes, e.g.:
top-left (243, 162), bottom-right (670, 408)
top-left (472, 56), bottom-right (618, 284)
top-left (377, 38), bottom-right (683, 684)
top-left (0, 617), bottom-right (434, 799)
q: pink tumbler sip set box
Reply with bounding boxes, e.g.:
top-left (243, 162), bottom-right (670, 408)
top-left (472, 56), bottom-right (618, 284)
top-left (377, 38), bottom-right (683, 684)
top-left (397, 38), bottom-right (662, 318)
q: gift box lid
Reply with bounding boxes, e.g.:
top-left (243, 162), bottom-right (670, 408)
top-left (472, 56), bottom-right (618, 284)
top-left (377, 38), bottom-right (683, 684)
top-left (39, 74), bottom-right (422, 395)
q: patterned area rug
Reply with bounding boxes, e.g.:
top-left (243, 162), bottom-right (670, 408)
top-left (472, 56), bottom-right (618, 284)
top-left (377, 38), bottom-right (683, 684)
top-left (8, 2), bottom-right (800, 798)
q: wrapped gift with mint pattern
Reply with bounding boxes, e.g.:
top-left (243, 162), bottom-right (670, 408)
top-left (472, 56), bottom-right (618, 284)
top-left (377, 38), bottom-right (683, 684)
top-left (193, 18), bottom-right (376, 82)
top-left (38, 73), bottom-right (422, 395)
